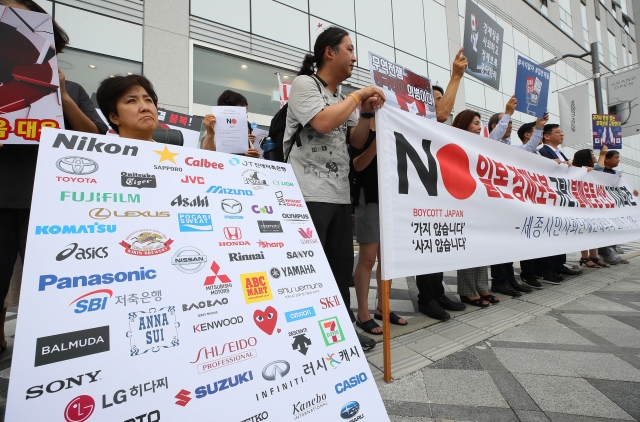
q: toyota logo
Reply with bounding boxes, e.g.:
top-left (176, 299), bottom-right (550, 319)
top-left (261, 360), bottom-right (290, 381)
top-left (56, 157), bottom-right (98, 175)
top-left (221, 199), bottom-right (242, 214)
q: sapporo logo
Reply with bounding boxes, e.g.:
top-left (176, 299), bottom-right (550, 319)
top-left (126, 306), bottom-right (179, 356)
top-left (64, 395), bottom-right (95, 422)
top-left (56, 243), bottom-right (108, 261)
top-left (26, 370), bottom-right (101, 400)
top-left (241, 272), bottom-right (273, 304)
top-left (35, 326), bottom-right (110, 367)
top-left (56, 157), bottom-right (98, 175)
top-left (89, 208), bottom-right (170, 220)
top-left (154, 146), bottom-right (182, 171)
top-left (318, 316), bottom-right (345, 346)
top-left (121, 172), bottom-right (156, 189)
top-left (120, 229), bottom-right (173, 256)
top-left (171, 246), bottom-right (207, 273)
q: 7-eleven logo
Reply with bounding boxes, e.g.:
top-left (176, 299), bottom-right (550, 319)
top-left (204, 261), bottom-right (231, 286)
top-left (318, 316), bottom-right (345, 346)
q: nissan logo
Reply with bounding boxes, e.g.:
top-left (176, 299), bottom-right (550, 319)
top-left (171, 246), bottom-right (207, 273)
top-left (261, 360), bottom-right (290, 381)
top-left (56, 157), bottom-right (98, 175)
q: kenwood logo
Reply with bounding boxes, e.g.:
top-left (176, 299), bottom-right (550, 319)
top-left (53, 133), bottom-right (138, 156)
top-left (193, 316), bottom-right (243, 333)
top-left (35, 326), bottom-right (110, 367)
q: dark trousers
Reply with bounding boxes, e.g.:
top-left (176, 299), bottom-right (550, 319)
top-left (520, 259), bottom-right (539, 278)
top-left (490, 263), bottom-right (517, 286)
top-left (307, 202), bottom-right (354, 321)
top-left (0, 209), bottom-right (30, 306)
top-left (415, 272), bottom-right (444, 306)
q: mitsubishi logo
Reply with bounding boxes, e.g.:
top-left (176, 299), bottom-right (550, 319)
top-left (204, 261), bottom-right (232, 285)
top-left (261, 360), bottom-right (290, 381)
top-left (56, 157), bottom-right (98, 175)
top-left (223, 227), bottom-right (242, 240)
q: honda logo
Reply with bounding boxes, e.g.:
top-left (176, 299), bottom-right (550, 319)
top-left (261, 360), bottom-right (290, 381)
top-left (223, 227), bottom-right (242, 240)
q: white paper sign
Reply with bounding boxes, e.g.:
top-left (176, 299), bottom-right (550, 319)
top-left (6, 128), bottom-right (389, 422)
top-left (376, 105), bottom-right (640, 280)
top-left (211, 106), bottom-right (249, 154)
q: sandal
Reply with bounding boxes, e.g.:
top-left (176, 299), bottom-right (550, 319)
top-left (580, 258), bottom-right (600, 268)
top-left (480, 293), bottom-right (500, 304)
top-left (355, 317), bottom-right (383, 335)
top-left (356, 332), bottom-right (376, 351)
top-left (460, 296), bottom-right (490, 308)
top-left (590, 258), bottom-right (609, 268)
top-left (374, 307), bottom-right (408, 326)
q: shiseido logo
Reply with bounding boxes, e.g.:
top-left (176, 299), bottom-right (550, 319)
top-left (34, 326), bottom-right (110, 367)
top-left (56, 157), bottom-right (98, 175)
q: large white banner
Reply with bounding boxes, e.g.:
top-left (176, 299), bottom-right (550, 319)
top-left (377, 105), bottom-right (640, 280)
top-left (6, 129), bottom-right (388, 422)
top-left (558, 83), bottom-right (593, 147)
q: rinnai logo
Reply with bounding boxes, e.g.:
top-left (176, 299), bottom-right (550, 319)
top-left (69, 289), bottom-right (112, 314)
top-left (180, 175), bottom-right (205, 184)
top-left (229, 251), bottom-right (264, 262)
top-left (298, 228), bottom-right (319, 244)
top-left (185, 157), bottom-right (224, 169)
top-left (35, 326), bottom-right (110, 367)
top-left (26, 370), bottom-right (101, 400)
top-left (171, 194), bottom-right (209, 207)
top-left (64, 395), bottom-right (95, 422)
top-left (53, 133), bottom-right (138, 156)
top-left (206, 186), bottom-right (253, 196)
top-left (56, 156), bottom-right (98, 175)
top-left (121, 172), bottom-right (156, 189)
top-left (258, 240), bottom-right (284, 248)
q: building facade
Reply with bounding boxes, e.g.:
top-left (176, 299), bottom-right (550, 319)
top-left (40, 0), bottom-right (640, 185)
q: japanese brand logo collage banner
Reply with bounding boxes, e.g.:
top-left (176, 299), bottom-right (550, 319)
top-left (6, 129), bottom-right (389, 422)
top-left (376, 105), bottom-right (640, 280)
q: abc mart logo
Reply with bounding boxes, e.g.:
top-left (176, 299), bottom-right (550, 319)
top-left (318, 316), bottom-right (345, 346)
top-left (56, 157), bottom-right (98, 175)
top-left (171, 247), bottom-right (207, 273)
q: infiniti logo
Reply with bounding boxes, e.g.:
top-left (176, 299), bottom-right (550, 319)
top-left (261, 360), bottom-right (290, 381)
top-left (56, 157), bottom-right (99, 175)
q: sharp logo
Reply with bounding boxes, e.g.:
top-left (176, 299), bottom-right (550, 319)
top-left (261, 360), bottom-right (290, 381)
top-left (35, 326), bottom-right (110, 367)
top-left (53, 133), bottom-right (138, 156)
top-left (69, 289), bottom-right (112, 314)
top-left (171, 246), bottom-right (207, 273)
top-left (171, 195), bottom-right (209, 207)
top-left (121, 172), bottom-right (156, 189)
top-left (258, 240), bottom-right (284, 249)
top-left (56, 156), bottom-right (98, 175)
top-left (206, 186), bottom-right (253, 195)
top-left (56, 243), bottom-right (108, 261)
top-left (64, 395), bottom-right (95, 422)
top-left (26, 370), bottom-right (101, 400)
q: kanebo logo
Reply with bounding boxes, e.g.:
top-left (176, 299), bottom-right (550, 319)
top-left (56, 157), bottom-right (98, 175)
top-left (53, 133), bottom-right (138, 156)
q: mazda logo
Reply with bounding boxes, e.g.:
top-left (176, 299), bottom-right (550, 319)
top-left (56, 157), bottom-right (98, 175)
top-left (221, 199), bottom-right (242, 214)
top-left (261, 360), bottom-right (290, 381)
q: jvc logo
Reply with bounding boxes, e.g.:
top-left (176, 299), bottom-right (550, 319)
top-left (69, 289), bottom-right (112, 314)
top-left (56, 243), bottom-right (108, 261)
top-left (171, 195), bottom-right (209, 207)
top-left (180, 175), bottom-right (205, 184)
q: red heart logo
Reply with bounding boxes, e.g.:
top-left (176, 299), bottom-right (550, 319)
top-left (253, 306), bottom-right (278, 335)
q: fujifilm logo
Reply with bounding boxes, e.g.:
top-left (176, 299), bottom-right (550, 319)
top-left (53, 133), bottom-right (138, 156)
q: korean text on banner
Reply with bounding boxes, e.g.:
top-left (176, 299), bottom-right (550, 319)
top-left (462, 0), bottom-right (504, 90)
top-left (157, 109), bottom-right (203, 149)
top-left (376, 105), bottom-right (640, 280)
top-left (607, 67), bottom-right (640, 137)
top-left (368, 52), bottom-right (436, 119)
top-left (514, 55), bottom-right (550, 118)
top-left (211, 106), bottom-right (249, 154)
top-left (593, 114), bottom-right (622, 150)
top-left (6, 128), bottom-right (390, 421)
top-left (558, 83), bottom-right (593, 148)
top-left (0, 6), bottom-right (64, 145)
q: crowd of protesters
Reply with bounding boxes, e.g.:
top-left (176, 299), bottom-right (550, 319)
top-left (0, 1), bottom-right (634, 353)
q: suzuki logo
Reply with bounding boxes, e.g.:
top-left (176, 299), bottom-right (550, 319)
top-left (223, 227), bottom-right (242, 240)
top-left (56, 157), bottom-right (98, 175)
top-left (261, 360), bottom-right (290, 381)
top-left (221, 199), bottom-right (242, 214)
top-left (174, 389), bottom-right (192, 407)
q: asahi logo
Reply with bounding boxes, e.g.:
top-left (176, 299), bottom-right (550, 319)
top-left (121, 172), bottom-right (156, 189)
top-left (35, 326), bottom-right (110, 367)
top-left (53, 133), bottom-right (138, 156)
top-left (171, 195), bottom-right (209, 207)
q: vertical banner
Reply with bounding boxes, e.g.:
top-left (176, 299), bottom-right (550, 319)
top-left (6, 129), bottom-right (389, 421)
top-left (606, 67), bottom-right (640, 137)
top-left (514, 55), bottom-right (550, 117)
top-left (462, 0), bottom-right (504, 90)
top-left (558, 83), bottom-right (593, 147)
top-left (592, 114), bottom-right (622, 149)
top-left (0, 6), bottom-right (64, 144)
top-left (368, 52), bottom-right (436, 119)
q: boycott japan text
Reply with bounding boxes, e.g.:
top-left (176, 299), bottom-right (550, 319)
top-left (6, 128), bottom-right (390, 422)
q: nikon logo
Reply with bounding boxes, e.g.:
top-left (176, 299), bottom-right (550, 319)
top-left (53, 133), bottom-right (138, 156)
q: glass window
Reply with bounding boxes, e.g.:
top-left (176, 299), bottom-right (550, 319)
top-left (57, 48), bottom-right (142, 100)
top-left (558, 0), bottom-right (573, 35)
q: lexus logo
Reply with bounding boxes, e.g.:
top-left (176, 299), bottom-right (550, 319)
top-left (89, 208), bottom-right (111, 220)
top-left (221, 199), bottom-right (242, 214)
top-left (223, 227), bottom-right (242, 240)
top-left (56, 157), bottom-right (98, 175)
top-left (262, 360), bottom-right (290, 381)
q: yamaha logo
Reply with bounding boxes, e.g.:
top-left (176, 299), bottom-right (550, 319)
top-left (56, 157), bottom-right (98, 175)
top-left (261, 360), bottom-right (290, 381)
top-left (171, 247), bottom-right (207, 273)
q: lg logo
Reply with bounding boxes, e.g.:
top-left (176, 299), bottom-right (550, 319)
top-left (64, 395), bottom-right (95, 422)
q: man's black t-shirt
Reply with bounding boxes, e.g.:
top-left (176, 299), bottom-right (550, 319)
top-left (0, 81), bottom-right (108, 208)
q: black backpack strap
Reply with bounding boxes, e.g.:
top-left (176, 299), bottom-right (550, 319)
top-left (285, 75), bottom-right (325, 163)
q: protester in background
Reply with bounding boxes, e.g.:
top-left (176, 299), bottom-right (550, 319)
top-left (285, 26), bottom-right (385, 349)
top-left (351, 117), bottom-right (407, 335)
top-left (97, 75), bottom-right (159, 141)
top-left (0, 0), bottom-right (108, 354)
top-left (571, 149), bottom-right (610, 268)
top-left (200, 90), bottom-right (260, 158)
top-left (415, 48), bottom-right (469, 320)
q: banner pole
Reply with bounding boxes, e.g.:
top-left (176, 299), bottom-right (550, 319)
top-left (381, 279), bottom-right (392, 382)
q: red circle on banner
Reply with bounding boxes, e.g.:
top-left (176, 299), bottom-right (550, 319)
top-left (436, 144), bottom-right (476, 200)
top-left (64, 395), bottom-right (95, 422)
top-left (231, 119), bottom-right (237, 124)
